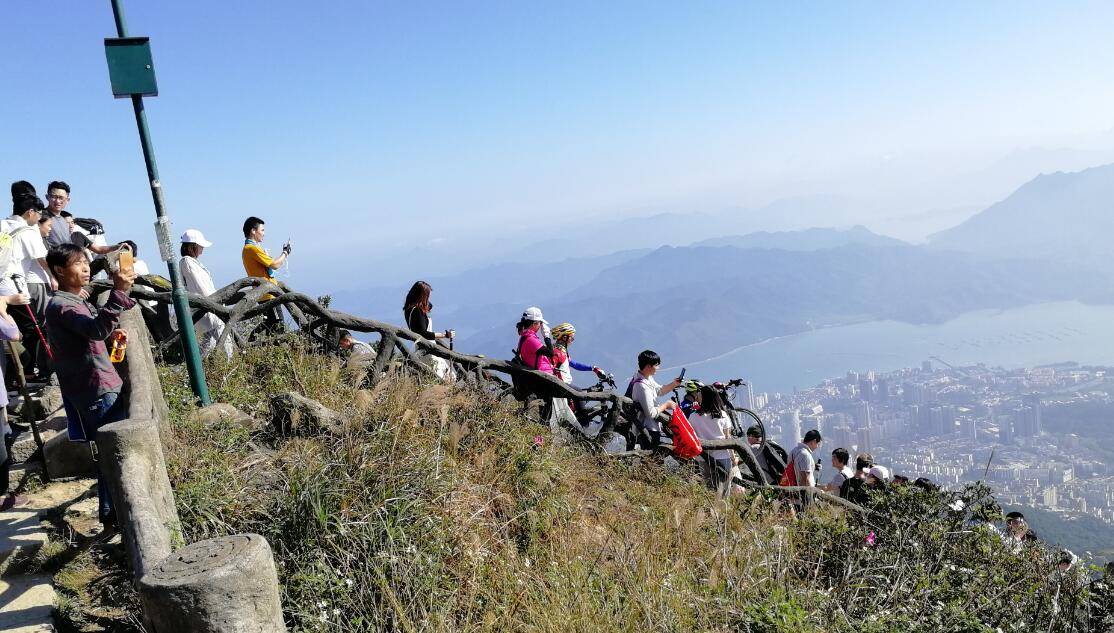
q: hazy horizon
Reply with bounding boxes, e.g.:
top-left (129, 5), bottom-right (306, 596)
top-left (4, 2), bottom-right (1114, 292)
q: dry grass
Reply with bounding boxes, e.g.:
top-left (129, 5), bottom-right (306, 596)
top-left (151, 342), bottom-right (1097, 632)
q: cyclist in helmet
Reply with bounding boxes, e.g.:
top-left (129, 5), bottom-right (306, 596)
top-left (549, 322), bottom-right (605, 385)
top-left (680, 379), bottom-right (705, 418)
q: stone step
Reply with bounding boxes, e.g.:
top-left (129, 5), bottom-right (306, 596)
top-left (0, 574), bottom-right (56, 632)
top-left (0, 506), bottom-right (48, 572)
top-left (4, 463), bottom-right (44, 495)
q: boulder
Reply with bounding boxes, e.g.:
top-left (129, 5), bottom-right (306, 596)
top-left (30, 385), bottom-right (64, 420)
top-left (191, 403), bottom-right (256, 430)
top-left (43, 433), bottom-right (96, 479)
top-left (269, 392), bottom-right (346, 436)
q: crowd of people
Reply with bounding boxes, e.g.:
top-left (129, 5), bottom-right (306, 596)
top-left (0, 181), bottom-right (296, 520)
top-left (0, 179), bottom-right (1092, 584)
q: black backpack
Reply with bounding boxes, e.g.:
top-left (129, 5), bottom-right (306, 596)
top-left (74, 217), bottom-right (105, 235)
top-left (509, 332), bottom-right (555, 401)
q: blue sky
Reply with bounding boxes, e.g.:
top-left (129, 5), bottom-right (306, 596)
top-left (3, 1), bottom-right (1113, 291)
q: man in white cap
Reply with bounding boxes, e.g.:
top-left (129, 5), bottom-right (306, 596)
top-left (179, 229), bottom-right (232, 358)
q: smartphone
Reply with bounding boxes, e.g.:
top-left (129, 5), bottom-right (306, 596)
top-left (118, 249), bottom-right (134, 275)
top-left (679, 368), bottom-right (686, 381)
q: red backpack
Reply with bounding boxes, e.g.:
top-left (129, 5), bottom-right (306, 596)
top-left (667, 407), bottom-right (703, 459)
top-left (779, 463), bottom-right (798, 487)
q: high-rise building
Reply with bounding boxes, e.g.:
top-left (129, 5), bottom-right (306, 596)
top-left (857, 376), bottom-right (874, 402)
top-left (1023, 394), bottom-right (1042, 435)
top-left (857, 426), bottom-right (874, 453)
top-left (998, 414), bottom-right (1015, 444)
top-left (783, 410), bottom-right (802, 448)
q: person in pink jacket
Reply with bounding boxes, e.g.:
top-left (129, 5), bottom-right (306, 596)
top-left (515, 306), bottom-right (553, 374)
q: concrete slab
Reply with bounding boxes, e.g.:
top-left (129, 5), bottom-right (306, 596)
top-left (0, 573), bottom-right (56, 631)
top-left (0, 507), bottom-right (48, 568)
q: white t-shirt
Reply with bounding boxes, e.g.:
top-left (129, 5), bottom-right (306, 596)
top-left (689, 411), bottom-right (732, 461)
top-left (828, 465), bottom-right (854, 491)
top-left (629, 373), bottom-right (664, 432)
top-left (1, 217), bottom-right (50, 285)
top-left (789, 442), bottom-right (816, 486)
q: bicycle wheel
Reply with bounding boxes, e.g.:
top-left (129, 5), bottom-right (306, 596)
top-left (732, 407), bottom-right (766, 444)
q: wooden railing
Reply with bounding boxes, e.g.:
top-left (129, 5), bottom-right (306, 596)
top-left (98, 275), bottom-right (863, 512)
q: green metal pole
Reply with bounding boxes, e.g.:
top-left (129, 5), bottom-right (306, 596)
top-left (109, 0), bottom-right (211, 405)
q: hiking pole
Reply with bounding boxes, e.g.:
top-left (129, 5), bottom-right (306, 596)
top-left (12, 276), bottom-right (54, 363)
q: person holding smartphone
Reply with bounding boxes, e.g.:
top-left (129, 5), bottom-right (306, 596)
top-left (241, 216), bottom-right (290, 338)
top-left (625, 350), bottom-right (683, 449)
top-left (403, 280), bottom-right (455, 380)
top-left (44, 243), bottom-right (136, 528)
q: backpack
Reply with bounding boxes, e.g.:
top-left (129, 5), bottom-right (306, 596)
top-left (666, 407), bottom-right (703, 459)
top-left (779, 462), bottom-right (798, 487)
top-left (622, 377), bottom-right (647, 426)
top-left (0, 224), bottom-right (35, 280)
top-left (74, 217), bottom-right (105, 235)
top-left (760, 440), bottom-right (789, 483)
top-left (509, 331), bottom-right (555, 401)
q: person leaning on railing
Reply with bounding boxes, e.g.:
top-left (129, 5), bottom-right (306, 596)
top-left (403, 280), bottom-right (455, 380)
top-left (180, 229), bottom-right (233, 359)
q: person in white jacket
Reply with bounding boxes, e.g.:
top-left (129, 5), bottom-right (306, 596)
top-left (687, 384), bottom-right (736, 493)
top-left (179, 229), bottom-right (233, 358)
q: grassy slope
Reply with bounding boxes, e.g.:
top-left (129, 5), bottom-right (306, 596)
top-left (156, 344), bottom-right (1097, 632)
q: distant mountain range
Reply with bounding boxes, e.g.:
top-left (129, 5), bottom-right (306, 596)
top-left (693, 225), bottom-right (905, 250)
top-left (333, 221), bottom-right (1114, 373)
top-left (930, 163), bottom-right (1114, 269)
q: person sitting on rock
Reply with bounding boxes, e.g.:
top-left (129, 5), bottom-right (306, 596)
top-left (45, 243), bottom-right (136, 528)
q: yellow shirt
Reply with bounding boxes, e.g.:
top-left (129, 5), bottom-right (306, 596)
top-left (242, 241), bottom-right (277, 300)
top-left (242, 241), bottom-right (275, 280)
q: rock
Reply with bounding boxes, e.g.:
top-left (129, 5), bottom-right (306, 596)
top-left (269, 392), bottom-right (346, 436)
top-left (191, 403), bottom-right (256, 430)
top-left (31, 385), bottom-right (63, 420)
top-left (138, 534), bottom-right (286, 633)
top-left (42, 433), bottom-right (96, 479)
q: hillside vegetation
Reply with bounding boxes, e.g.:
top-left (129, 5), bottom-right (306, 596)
top-left (154, 342), bottom-right (1101, 632)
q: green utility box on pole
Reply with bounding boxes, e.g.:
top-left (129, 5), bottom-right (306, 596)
top-left (104, 37), bottom-right (158, 97)
top-left (104, 0), bottom-right (212, 406)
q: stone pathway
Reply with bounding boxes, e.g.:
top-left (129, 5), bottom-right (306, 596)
top-left (2, 383), bottom-right (95, 633)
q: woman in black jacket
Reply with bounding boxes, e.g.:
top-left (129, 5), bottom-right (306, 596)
top-left (403, 281), bottom-right (455, 379)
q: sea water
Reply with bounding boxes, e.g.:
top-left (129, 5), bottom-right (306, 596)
top-left (678, 301), bottom-right (1114, 394)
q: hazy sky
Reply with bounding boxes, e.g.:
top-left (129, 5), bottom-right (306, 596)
top-left (3, 1), bottom-right (1114, 290)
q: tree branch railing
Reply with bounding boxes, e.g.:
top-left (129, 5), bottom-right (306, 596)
top-left (100, 276), bottom-right (863, 513)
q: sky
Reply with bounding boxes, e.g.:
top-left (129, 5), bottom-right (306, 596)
top-left (3, 1), bottom-right (1114, 292)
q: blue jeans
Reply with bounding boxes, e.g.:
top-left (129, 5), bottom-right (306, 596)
top-left (63, 392), bottom-right (128, 521)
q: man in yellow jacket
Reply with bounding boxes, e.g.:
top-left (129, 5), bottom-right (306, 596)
top-left (241, 216), bottom-right (290, 337)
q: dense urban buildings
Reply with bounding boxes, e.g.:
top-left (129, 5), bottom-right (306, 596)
top-left (746, 360), bottom-right (1114, 524)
